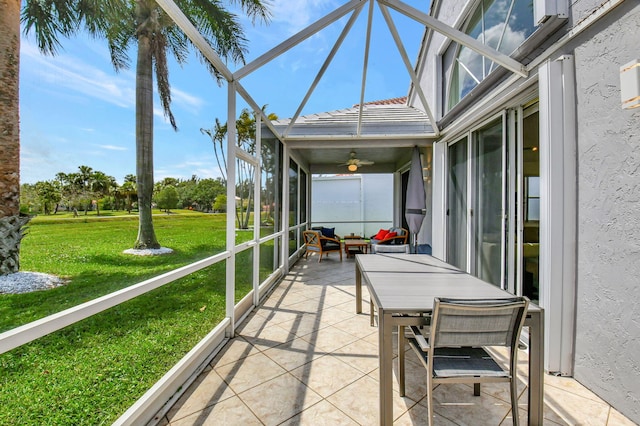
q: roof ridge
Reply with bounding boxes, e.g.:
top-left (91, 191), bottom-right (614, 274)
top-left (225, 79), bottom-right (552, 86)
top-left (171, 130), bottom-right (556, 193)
top-left (353, 96), bottom-right (407, 107)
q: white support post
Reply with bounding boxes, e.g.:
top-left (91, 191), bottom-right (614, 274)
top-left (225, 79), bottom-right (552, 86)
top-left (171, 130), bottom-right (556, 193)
top-left (538, 55), bottom-right (577, 375)
top-left (282, 148), bottom-right (291, 272)
top-left (431, 141), bottom-right (446, 260)
top-left (253, 113), bottom-right (262, 307)
top-left (226, 83), bottom-right (237, 336)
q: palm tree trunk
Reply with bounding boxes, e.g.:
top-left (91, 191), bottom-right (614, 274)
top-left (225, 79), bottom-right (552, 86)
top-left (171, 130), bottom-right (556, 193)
top-left (134, 24), bottom-right (160, 249)
top-left (0, 0), bottom-right (30, 274)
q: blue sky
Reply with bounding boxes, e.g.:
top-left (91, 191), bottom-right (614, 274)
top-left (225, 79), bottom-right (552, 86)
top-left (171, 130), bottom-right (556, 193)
top-left (19, 0), bottom-right (427, 184)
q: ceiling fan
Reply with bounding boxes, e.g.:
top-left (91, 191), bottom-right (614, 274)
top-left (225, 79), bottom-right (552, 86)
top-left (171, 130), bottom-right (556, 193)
top-left (339, 151), bottom-right (374, 172)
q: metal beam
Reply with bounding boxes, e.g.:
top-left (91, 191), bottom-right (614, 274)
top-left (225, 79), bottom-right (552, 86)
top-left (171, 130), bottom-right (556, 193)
top-left (234, 0), bottom-right (364, 80)
top-left (380, 0), bottom-right (528, 77)
top-left (379, 2), bottom-right (440, 135)
top-left (154, 0), bottom-right (234, 82)
top-left (357, 0), bottom-right (376, 136)
top-left (285, 137), bottom-right (435, 149)
top-left (285, 6), bottom-right (365, 138)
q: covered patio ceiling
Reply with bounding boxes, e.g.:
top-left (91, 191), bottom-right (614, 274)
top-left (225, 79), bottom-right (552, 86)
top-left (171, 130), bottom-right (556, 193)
top-left (155, 0), bottom-right (527, 174)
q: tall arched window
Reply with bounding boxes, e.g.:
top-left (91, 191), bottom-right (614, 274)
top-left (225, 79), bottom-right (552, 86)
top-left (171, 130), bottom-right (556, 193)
top-left (446, 0), bottom-right (537, 110)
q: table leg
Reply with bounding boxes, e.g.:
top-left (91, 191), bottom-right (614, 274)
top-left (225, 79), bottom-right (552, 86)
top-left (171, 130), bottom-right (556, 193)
top-left (379, 310), bottom-right (394, 425)
top-left (398, 323), bottom-right (405, 396)
top-left (355, 262), bottom-right (362, 314)
top-left (527, 309), bottom-right (545, 425)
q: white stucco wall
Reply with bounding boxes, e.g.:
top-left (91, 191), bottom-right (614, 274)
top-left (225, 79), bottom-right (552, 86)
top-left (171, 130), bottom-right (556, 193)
top-left (572, 2), bottom-right (640, 422)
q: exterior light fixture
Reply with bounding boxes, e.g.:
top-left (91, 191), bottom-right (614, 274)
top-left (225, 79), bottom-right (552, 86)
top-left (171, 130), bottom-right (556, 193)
top-left (620, 59), bottom-right (640, 109)
top-left (348, 164), bottom-right (358, 172)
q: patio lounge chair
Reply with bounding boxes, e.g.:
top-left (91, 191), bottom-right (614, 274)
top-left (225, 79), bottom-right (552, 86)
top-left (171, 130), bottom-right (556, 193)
top-left (371, 244), bottom-right (410, 254)
top-left (403, 296), bottom-right (529, 426)
top-left (303, 230), bottom-right (343, 263)
top-left (369, 227), bottom-right (409, 245)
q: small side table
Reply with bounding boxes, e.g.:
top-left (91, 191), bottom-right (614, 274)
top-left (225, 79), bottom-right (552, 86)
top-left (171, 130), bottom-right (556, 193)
top-left (343, 234), bottom-right (362, 240)
top-left (344, 238), bottom-right (369, 258)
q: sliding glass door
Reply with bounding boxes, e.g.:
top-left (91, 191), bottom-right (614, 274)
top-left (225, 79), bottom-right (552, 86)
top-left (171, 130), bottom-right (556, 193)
top-left (447, 137), bottom-right (468, 270)
top-left (472, 119), bottom-right (506, 287)
top-left (519, 104), bottom-right (540, 303)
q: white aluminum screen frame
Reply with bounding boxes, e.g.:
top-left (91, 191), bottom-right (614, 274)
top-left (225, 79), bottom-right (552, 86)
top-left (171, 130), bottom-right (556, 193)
top-left (538, 55), bottom-right (576, 376)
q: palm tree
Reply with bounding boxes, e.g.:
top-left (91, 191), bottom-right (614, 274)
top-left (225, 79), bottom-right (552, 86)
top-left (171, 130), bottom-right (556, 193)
top-left (0, 0), bottom-right (30, 275)
top-left (90, 171), bottom-right (114, 216)
top-left (22, 0), bottom-right (271, 249)
top-left (121, 174), bottom-right (137, 214)
top-left (201, 106), bottom-right (277, 229)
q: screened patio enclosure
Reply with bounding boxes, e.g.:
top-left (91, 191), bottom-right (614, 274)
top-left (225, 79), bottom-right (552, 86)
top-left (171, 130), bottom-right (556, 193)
top-left (138, 0), bottom-right (532, 423)
top-left (157, 0), bottom-right (528, 258)
top-left (0, 0), bottom-right (537, 424)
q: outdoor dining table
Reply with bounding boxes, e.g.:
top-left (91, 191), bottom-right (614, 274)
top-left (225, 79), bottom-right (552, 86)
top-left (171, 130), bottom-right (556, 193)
top-left (354, 253), bottom-right (544, 426)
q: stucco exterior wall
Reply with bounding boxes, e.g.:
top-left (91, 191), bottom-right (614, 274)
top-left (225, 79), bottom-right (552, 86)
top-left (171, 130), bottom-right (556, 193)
top-left (572, 2), bottom-right (640, 422)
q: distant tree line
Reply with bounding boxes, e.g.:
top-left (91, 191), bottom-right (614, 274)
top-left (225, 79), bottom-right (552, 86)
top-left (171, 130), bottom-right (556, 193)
top-left (20, 166), bottom-right (227, 216)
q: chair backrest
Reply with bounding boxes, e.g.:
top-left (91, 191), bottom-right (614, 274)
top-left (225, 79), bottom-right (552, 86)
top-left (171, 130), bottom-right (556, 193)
top-left (372, 244), bottom-right (410, 254)
top-left (303, 230), bottom-right (321, 248)
top-left (430, 297), bottom-right (529, 349)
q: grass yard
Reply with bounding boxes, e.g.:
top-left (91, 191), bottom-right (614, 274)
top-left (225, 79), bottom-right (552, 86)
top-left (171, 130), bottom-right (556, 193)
top-left (0, 210), bottom-right (267, 425)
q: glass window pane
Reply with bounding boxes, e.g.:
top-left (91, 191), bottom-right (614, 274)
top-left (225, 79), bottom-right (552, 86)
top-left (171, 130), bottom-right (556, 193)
top-left (288, 229), bottom-right (298, 257)
top-left (446, 0), bottom-right (537, 110)
top-left (527, 199), bottom-right (540, 221)
top-left (259, 238), bottom-right (279, 284)
top-left (447, 138), bottom-right (468, 270)
top-left (289, 159), bottom-right (298, 226)
top-left (474, 119), bottom-right (504, 287)
top-left (300, 170), bottom-right (307, 224)
top-left (236, 108), bottom-right (258, 155)
top-left (235, 249), bottom-right (253, 303)
top-left (236, 158), bottom-right (255, 245)
top-left (260, 136), bottom-right (279, 235)
top-left (528, 176), bottom-right (540, 197)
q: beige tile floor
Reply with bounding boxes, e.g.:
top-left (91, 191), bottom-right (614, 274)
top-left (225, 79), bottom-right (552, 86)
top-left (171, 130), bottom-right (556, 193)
top-left (161, 254), bottom-right (636, 426)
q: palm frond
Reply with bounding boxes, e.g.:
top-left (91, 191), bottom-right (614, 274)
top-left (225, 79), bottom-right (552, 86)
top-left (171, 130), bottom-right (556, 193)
top-left (188, 0), bottom-right (249, 64)
top-left (232, 0), bottom-right (272, 24)
top-left (21, 0), bottom-right (80, 55)
top-left (163, 23), bottom-right (190, 66)
top-left (153, 32), bottom-right (177, 131)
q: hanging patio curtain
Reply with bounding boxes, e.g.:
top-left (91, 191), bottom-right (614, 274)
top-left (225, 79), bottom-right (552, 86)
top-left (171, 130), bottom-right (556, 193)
top-left (405, 146), bottom-right (426, 253)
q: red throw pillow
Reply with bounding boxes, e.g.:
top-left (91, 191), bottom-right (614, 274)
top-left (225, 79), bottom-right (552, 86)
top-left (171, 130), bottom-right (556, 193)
top-left (386, 232), bottom-right (397, 239)
top-left (374, 229), bottom-right (389, 240)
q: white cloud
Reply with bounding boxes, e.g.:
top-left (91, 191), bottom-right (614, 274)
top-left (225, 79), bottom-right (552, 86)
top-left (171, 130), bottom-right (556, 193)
top-left (171, 87), bottom-right (205, 112)
top-left (98, 144), bottom-right (128, 151)
top-left (270, 0), bottom-right (341, 34)
top-left (21, 41), bottom-right (136, 109)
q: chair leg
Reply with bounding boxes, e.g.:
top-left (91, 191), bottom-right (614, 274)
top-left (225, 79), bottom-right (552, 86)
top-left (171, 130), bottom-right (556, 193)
top-left (510, 349), bottom-right (520, 425)
top-left (427, 377), bottom-right (434, 426)
top-left (510, 378), bottom-right (519, 426)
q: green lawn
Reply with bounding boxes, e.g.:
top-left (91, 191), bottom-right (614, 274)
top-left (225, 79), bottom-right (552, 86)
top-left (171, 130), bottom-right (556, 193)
top-left (0, 210), bottom-right (266, 425)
